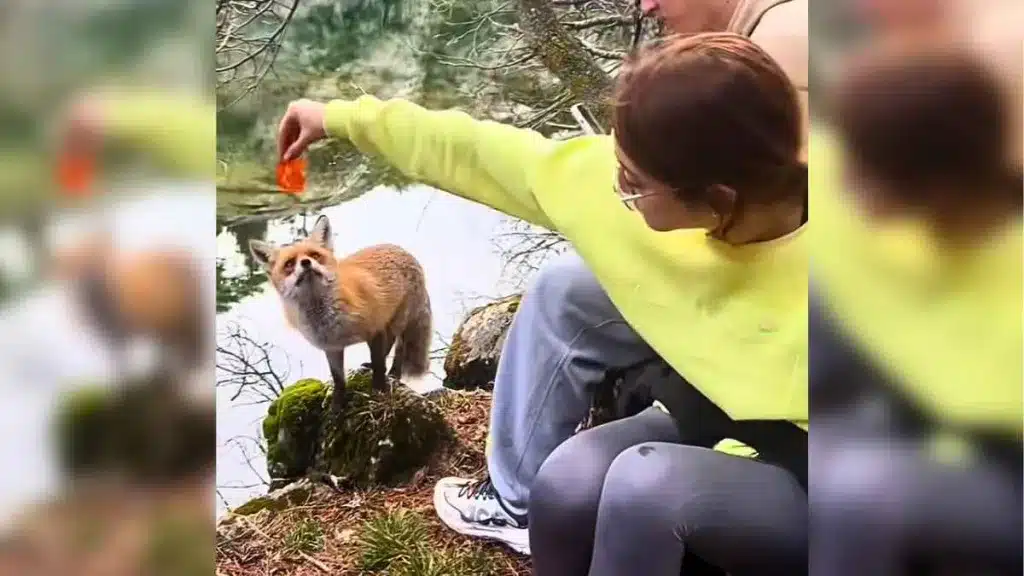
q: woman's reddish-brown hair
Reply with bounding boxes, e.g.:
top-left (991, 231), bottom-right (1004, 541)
top-left (612, 32), bottom-right (806, 214)
top-left (833, 42), bottom-right (1021, 215)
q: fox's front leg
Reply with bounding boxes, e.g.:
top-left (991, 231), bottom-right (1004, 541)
top-left (325, 349), bottom-right (347, 413)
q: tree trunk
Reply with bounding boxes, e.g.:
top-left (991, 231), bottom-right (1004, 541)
top-left (517, 0), bottom-right (614, 125)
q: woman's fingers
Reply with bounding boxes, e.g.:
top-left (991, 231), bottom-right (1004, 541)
top-left (283, 131), bottom-right (316, 164)
top-left (56, 93), bottom-right (105, 158)
top-left (277, 109), bottom-right (302, 161)
top-left (277, 99), bottom-right (328, 162)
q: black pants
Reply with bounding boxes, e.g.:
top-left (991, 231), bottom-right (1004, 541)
top-left (529, 407), bottom-right (808, 576)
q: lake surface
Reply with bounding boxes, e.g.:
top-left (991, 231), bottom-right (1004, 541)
top-left (215, 184), bottom-right (527, 515)
top-left (0, 181), bottom-right (536, 524)
top-left (0, 185), bottom-right (217, 530)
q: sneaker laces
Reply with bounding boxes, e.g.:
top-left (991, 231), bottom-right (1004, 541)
top-left (458, 476), bottom-right (499, 501)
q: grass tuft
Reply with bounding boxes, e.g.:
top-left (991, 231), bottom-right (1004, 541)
top-left (357, 509), bottom-right (431, 571)
top-left (357, 509), bottom-right (501, 575)
top-left (282, 517), bottom-right (325, 556)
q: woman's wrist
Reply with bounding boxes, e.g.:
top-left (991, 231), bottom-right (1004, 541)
top-left (323, 99), bottom-right (359, 140)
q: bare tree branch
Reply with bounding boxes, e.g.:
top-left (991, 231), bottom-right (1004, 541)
top-left (564, 14), bottom-right (632, 29)
top-left (216, 321), bottom-right (291, 405)
top-left (493, 219), bottom-right (570, 288)
top-left (215, 0), bottom-right (300, 108)
top-left (579, 38), bottom-right (628, 60)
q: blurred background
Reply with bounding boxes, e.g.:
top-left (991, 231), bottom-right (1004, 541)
top-left (809, 1), bottom-right (1022, 575)
top-left (0, 0), bottom-right (214, 574)
top-left (0, 0), bottom-right (1019, 574)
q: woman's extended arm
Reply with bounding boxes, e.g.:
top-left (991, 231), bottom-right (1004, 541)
top-left (322, 96), bottom-right (559, 230)
top-left (63, 89), bottom-right (215, 180)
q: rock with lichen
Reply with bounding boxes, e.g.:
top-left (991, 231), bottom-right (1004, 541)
top-left (263, 378), bottom-right (328, 479)
top-left (317, 370), bottom-right (452, 487)
top-left (55, 376), bottom-right (215, 481)
top-left (55, 384), bottom-right (117, 475)
top-left (442, 294), bottom-right (522, 391)
top-left (262, 370), bottom-right (453, 488)
top-left (223, 478), bottom-right (334, 520)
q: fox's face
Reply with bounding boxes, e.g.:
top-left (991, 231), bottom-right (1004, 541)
top-left (249, 215), bottom-right (338, 301)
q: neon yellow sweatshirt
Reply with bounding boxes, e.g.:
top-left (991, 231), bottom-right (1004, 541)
top-left (90, 89), bottom-right (215, 179)
top-left (810, 129), bottom-right (1022, 434)
top-left (325, 96), bottom-right (808, 428)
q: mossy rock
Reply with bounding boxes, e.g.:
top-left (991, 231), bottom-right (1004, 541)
top-left (55, 385), bottom-right (118, 476)
top-left (229, 479), bottom-right (324, 517)
top-left (54, 378), bottom-right (216, 480)
top-left (114, 383), bottom-right (216, 480)
top-left (318, 370), bottom-right (453, 487)
top-left (263, 379), bottom-right (329, 479)
top-left (443, 294), bottom-right (522, 391)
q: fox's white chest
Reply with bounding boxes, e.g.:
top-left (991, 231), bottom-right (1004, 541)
top-left (287, 300), bottom-right (363, 351)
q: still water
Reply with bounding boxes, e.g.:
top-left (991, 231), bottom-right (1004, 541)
top-left (0, 183), bottom-right (529, 525)
top-left (0, 185), bottom-right (217, 529)
top-left (215, 184), bottom-right (524, 515)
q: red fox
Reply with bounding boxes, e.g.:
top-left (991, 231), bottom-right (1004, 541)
top-left (53, 233), bottom-right (206, 381)
top-left (249, 215), bottom-right (432, 408)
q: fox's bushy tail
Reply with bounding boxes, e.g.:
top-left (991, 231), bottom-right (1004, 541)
top-left (400, 294), bottom-right (433, 377)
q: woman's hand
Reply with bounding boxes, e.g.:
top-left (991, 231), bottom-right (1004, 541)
top-left (55, 92), bottom-right (107, 159)
top-left (277, 99), bottom-right (328, 162)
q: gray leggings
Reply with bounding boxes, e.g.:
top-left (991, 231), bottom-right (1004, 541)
top-left (530, 408), bottom-right (808, 576)
top-left (812, 433), bottom-right (1023, 575)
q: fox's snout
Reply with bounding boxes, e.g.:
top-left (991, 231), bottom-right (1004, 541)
top-left (281, 255), bottom-right (332, 298)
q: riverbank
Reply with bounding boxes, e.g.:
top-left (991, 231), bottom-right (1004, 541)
top-left (216, 389), bottom-right (530, 576)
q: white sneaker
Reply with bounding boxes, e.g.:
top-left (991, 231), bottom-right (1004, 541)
top-left (433, 476), bottom-right (531, 555)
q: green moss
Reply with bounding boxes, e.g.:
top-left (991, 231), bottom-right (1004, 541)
top-left (506, 294), bottom-right (521, 315)
top-left (55, 378), bottom-right (215, 481)
top-left (231, 480), bottom-right (316, 516)
top-left (444, 329), bottom-right (465, 368)
top-left (263, 379), bottom-right (329, 479)
top-left (231, 495), bottom-right (289, 516)
top-left (344, 368), bottom-right (375, 394)
top-left (55, 385), bottom-right (116, 476)
top-left (114, 382), bottom-right (215, 480)
top-left (319, 372), bottom-right (452, 487)
top-left (260, 370), bottom-right (451, 486)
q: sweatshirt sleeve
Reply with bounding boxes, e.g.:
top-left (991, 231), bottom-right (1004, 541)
top-left (97, 90), bottom-right (215, 180)
top-left (323, 96), bottom-right (558, 230)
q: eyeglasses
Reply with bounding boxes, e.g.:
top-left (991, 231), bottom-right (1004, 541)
top-left (614, 165), bottom-right (666, 211)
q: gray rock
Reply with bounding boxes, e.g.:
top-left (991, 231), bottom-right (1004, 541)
top-left (442, 294), bottom-right (522, 391)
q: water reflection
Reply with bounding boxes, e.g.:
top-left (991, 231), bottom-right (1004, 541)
top-left (215, 184), bottom-right (527, 514)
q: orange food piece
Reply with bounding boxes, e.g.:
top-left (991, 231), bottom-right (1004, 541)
top-left (57, 153), bottom-right (95, 197)
top-left (277, 158), bottom-right (307, 195)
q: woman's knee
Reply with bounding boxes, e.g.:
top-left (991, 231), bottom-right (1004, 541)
top-left (811, 445), bottom-right (908, 536)
top-left (600, 443), bottom-right (679, 519)
top-left (602, 444), bottom-right (808, 557)
top-left (530, 433), bottom-right (615, 527)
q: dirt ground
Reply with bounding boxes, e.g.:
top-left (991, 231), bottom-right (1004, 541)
top-left (216, 390), bottom-right (531, 576)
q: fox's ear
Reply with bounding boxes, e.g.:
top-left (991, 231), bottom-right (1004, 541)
top-left (309, 215), bottom-right (333, 250)
top-left (248, 240), bottom-right (278, 270)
